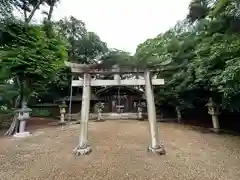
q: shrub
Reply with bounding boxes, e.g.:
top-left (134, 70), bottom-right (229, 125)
top-left (31, 108), bottom-right (51, 117)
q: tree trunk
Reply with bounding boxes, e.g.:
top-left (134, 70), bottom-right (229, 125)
top-left (26, 0), bottom-right (44, 23)
top-left (4, 95), bottom-right (20, 136)
top-left (23, 2), bottom-right (27, 22)
top-left (212, 115), bottom-right (220, 132)
top-left (47, 4), bottom-right (54, 21)
top-left (4, 78), bottom-right (29, 136)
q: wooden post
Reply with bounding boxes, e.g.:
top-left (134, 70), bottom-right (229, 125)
top-left (144, 69), bottom-right (165, 155)
top-left (73, 73), bottom-right (92, 155)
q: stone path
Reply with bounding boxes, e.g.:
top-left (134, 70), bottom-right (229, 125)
top-left (0, 121), bottom-right (240, 180)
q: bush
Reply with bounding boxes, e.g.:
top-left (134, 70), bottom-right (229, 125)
top-left (0, 109), bottom-right (14, 129)
top-left (31, 108), bottom-right (51, 117)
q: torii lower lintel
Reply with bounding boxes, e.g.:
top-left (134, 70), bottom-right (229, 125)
top-left (72, 79), bottom-right (164, 87)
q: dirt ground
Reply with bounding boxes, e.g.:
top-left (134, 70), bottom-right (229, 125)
top-left (0, 120), bottom-right (240, 180)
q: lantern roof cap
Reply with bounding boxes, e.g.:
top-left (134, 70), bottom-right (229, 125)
top-left (59, 101), bottom-right (67, 108)
top-left (205, 98), bottom-right (217, 107)
top-left (16, 105), bottom-right (32, 113)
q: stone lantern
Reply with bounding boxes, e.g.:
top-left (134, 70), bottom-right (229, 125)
top-left (13, 104), bottom-right (32, 138)
top-left (137, 102), bottom-right (144, 120)
top-left (96, 102), bottom-right (104, 121)
top-left (59, 101), bottom-right (67, 125)
top-left (206, 98), bottom-right (220, 132)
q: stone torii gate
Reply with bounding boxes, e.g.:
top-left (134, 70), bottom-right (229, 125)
top-left (65, 62), bottom-right (166, 155)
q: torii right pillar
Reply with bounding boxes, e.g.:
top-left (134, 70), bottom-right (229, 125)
top-left (144, 69), bottom-right (166, 155)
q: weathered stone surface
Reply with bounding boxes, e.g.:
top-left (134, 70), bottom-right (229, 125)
top-left (13, 132), bottom-right (30, 138)
top-left (73, 145), bottom-right (92, 156)
top-left (76, 73), bottom-right (91, 155)
top-left (72, 79), bottom-right (164, 87)
top-left (144, 70), bottom-right (163, 153)
top-left (147, 146), bottom-right (166, 155)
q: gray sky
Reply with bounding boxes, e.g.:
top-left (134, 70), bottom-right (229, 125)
top-left (34, 0), bottom-right (192, 54)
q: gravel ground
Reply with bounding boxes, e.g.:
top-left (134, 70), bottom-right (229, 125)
top-left (0, 120), bottom-right (240, 180)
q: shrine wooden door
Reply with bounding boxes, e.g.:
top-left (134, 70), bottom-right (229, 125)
top-left (111, 95), bottom-right (128, 113)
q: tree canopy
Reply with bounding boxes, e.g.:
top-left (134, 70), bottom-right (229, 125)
top-left (0, 0), bottom-right (111, 133)
top-left (135, 0), bottom-right (240, 112)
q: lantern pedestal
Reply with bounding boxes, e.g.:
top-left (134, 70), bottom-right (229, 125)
top-left (210, 115), bottom-right (220, 133)
top-left (137, 107), bottom-right (143, 119)
top-left (13, 131), bottom-right (30, 138)
top-left (59, 113), bottom-right (67, 125)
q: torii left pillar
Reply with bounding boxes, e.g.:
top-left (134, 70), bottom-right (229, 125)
top-left (73, 73), bottom-right (92, 155)
top-left (144, 69), bottom-right (165, 155)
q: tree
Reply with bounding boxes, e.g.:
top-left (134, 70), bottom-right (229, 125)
top-left (44, 0), bottom-right (60, 21)
top-left (35, 16), bottom-right (110, 103)
top-left (187, 0), bottom-right (210, 23)
top-left (13, 0), bottom-right (45, 23)
top-left (134, 0), bottom-right (240, 128)
top-left (0, 19), bottom-right (67, 134)
top-left (55, 16), bottom-right (108, 64)
top-left (0, 0), bottom-right (14, 18)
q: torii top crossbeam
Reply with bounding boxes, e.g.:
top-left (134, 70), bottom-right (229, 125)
top-left (65, 61), bottom-right (161, 74)
top-left (65, 61), bottom-right (165, 86)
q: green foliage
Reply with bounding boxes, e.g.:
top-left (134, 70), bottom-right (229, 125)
top-left (100, 49), bottom-right (135, 68)
top-left (0, 19), bottom-right (68, 104)
top-left (55, 16), bottom-right (108, 64)
top-left (33, 16), bottom-right (111, 102)
top-left (0, 0), bottom-right (65, 133)
top-left (135, 0), bottom-right (240, 112)
top-left (187, 0), bottom-right (210, 22)
top-left (31, 108), bottom-right (51, 117)
top-left (0, 0), bottom-right (13, 18)
top-left (0, 107), bottom-right (15, 128)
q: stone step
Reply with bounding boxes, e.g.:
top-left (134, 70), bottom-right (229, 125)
top-left (65, 113), bottom-right (140, 120)
top-left (64, 113), bottom-right (173, 121)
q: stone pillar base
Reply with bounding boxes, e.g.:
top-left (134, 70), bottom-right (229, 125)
top-left (76, 121), bottom-right (81, 124)
top-left (13, 132), bottom-right (30, 138)
top-left (210, 128), bottom-right (221, 133)
top-left (95, 119), bottom-right (105, 122)
top-left (147, 146), bottom-right (166, 155)
top-left (73, 145), bottom-right (92, 155)
top-left (59, 121), bottom-right (67, 125)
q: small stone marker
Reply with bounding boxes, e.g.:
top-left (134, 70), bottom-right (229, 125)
top-left (59, 101), bottom-right (67, 125)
